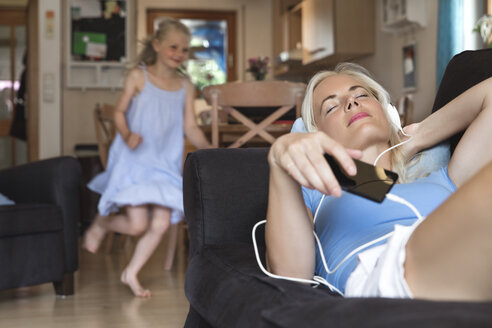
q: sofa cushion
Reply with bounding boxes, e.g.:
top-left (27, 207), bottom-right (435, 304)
top-left (185, 244), bottom-right (338, 328)
top-left (187, 244), bottom-right (492, 328)
top-left (262, 294), bottom-right (492, 328)
top-left (0, 204), bottom-right (63, 237)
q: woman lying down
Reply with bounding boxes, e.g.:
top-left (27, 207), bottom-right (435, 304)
top-left (264, 62), bottom-right (492, 301)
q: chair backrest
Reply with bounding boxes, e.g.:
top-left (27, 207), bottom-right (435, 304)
top-left (202, 80), bottom-right (306, 147)
top-left (202, 80), bottom-right (306, 109)
top-left (94, 103), bottom-right (116, 169)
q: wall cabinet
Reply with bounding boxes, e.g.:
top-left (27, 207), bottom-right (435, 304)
top-left (273, 0), bottom-right (375, 77)
top-left (65, 0), bottom-right (131, 90)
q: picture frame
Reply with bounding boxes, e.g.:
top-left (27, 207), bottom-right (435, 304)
top-left (402, 43), bottom-right (417, 92)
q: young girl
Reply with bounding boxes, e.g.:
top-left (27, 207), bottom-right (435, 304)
top-left (83, 17), bottom-right (211, 298)
top-left (266, 62), bottom-right (492, 301)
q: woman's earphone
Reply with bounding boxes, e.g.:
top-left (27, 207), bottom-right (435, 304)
top-left (386, 103), bottom-right (403, 132)
top-left (373, 103), bottom-right (412, 166)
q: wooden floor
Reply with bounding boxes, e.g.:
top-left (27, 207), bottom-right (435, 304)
top-left (0, 231), bottom-right (190, 327)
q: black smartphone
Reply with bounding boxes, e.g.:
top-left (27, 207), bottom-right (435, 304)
top-left (324, 154), bottom-right (398, 203)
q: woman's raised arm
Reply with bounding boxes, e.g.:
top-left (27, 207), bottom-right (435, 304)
top-left (404, 77), bottom-right (492, 187)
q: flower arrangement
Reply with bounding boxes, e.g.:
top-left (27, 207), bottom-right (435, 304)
top-left (474, 14), bottom-right (492, 48)
top-left (247, 56), bottom-right (269, 80)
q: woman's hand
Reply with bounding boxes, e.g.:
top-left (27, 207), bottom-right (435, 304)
top-left (400, 122), bottom-right (421, 162)
top-left (125, 132), bottom-right (143, 150)
top-left (268, 132), bottom-right (362, 196)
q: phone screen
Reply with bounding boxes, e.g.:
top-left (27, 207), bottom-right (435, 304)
top-left (324, 154), bottom-right (398, 203)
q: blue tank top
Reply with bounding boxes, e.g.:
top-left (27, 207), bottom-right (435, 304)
top-left (302, 166), bottom-right (456, 294)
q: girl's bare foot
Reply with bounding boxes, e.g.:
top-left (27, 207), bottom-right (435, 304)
top-left (121, 269), bottom-right (151, 298)
top-left (82, 216), bottom-right (107, 253)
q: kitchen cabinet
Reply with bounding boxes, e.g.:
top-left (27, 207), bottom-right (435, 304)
top-left (273, 0), bottom-right (374, 77)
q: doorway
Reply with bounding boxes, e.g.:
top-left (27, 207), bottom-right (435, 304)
top-left (146, 9), bottom-right (237, 90)
top-left (0, 9), bottom-right (26, 168)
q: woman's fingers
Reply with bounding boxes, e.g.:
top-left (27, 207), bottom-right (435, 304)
top-left (346, 148), bottom-right (363, 160)
top-left (272, 132), bottom-right (361, 197)
top-left (299, 138), bottom-right (343, 196)
top-left (281, 154), bottom-right (315, 190)
top-left (289, 148), bottom-right (333, 195)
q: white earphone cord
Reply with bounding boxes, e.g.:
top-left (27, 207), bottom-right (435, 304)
top-left (252, 192), bottom-right (423, 296)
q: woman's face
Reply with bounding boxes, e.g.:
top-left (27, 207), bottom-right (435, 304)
top-left (312, 74), bottom-right (391, 150)
top-left (153, 30), bottom-right (190, 69)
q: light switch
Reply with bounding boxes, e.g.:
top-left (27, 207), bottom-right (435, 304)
top-left (43, 72), bottom-right (55, 103)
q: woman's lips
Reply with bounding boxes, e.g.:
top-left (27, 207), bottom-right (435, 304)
top-left (348, 112), bottom-right (370, 126)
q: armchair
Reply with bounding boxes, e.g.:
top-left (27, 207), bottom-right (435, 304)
top-left (0, 156), bottom-right (81, 296)
top-left (183, 49), bottom-right (492, 327)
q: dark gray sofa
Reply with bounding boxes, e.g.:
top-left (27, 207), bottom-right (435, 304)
top-left (0, 156), bottom-right (81, 296)
top-left (183, 49), bottom-right (492, 327)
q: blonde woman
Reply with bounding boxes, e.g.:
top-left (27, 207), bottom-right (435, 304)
top-left (266, 63), bottom-right (492, 301)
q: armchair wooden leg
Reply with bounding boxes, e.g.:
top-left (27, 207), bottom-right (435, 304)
top-left (53, 272), bottom-right (74, 296)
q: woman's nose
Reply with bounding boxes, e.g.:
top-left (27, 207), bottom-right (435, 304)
top-left (345, 98), bottom-right (359, 111)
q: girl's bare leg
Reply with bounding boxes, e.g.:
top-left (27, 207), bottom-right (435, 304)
top-left (82, 205), bottom-right (150, 253)
top-left (405, 161), bottom-right (492, 301)
top-left (121, 205), bottom-right (171, 298)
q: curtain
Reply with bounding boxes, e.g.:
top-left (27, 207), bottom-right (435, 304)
top-left (436, 0), bottom-right (464, 89)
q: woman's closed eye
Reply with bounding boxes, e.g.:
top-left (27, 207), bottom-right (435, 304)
top-left (323, 103), bottom-right (338, 116)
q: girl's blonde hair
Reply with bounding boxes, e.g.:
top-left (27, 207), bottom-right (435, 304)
top-left (134, 17), bottom-right (191, 67)
top-left (301, 63), bottom-right (410, 182)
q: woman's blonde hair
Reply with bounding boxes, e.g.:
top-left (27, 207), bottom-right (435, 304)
top-left (133, 17), bottom-right (191, 68)
top-left (301, 63), bottom-right (410, 182)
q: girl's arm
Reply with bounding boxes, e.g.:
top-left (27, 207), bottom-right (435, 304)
top-left (404, 77), bottom-right (492, 187)
top-left (266, 132), bottom-right (361, 278)
top-left (183, 79), bottom-right (212, 149)
top-left (114, 68), bottom-right (144, 149)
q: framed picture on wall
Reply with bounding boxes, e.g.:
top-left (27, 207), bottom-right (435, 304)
top-left (402, 43), bottom-right (417, 92)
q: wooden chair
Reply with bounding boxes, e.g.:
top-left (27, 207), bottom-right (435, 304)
top-left (93, 103), bottom-right (120, 253)
top-left (94, 103), bottom-right (117, 170)
top-left (93, 103), bottom-right (181, 270)
top-left (202, 80), bottom-right (306, 148)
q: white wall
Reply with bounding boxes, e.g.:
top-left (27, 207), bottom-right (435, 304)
top-left (357, 0), bottom-right (484, 122)
top-left (38, 0), bottom-right (62, 158)
top-left (356, 0), bottom-right (438, 122)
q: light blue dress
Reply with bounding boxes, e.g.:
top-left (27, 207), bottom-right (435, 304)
top-left (88, 67), bottom-right (185, 224)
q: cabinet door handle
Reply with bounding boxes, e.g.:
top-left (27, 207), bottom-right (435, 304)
top-left (308, 47), bottom-right (326, 55)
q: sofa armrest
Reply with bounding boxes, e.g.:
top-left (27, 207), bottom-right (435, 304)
top-left (183, 148), bottom-right (270, 256)
top-left (0, 156), bottom-right (81, 272)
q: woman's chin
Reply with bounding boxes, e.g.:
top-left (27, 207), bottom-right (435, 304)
top-left (344, 123), bottom-right (391, 149)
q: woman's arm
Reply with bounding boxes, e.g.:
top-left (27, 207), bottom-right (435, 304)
top-left (404, 77), bottom-right (492, 187)
top-left (266, 132), bottom-right (361, 278)
top-left (114, 68), bottom-right (144, 149)
top-left (183, 79), bottom-right (212, 149)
